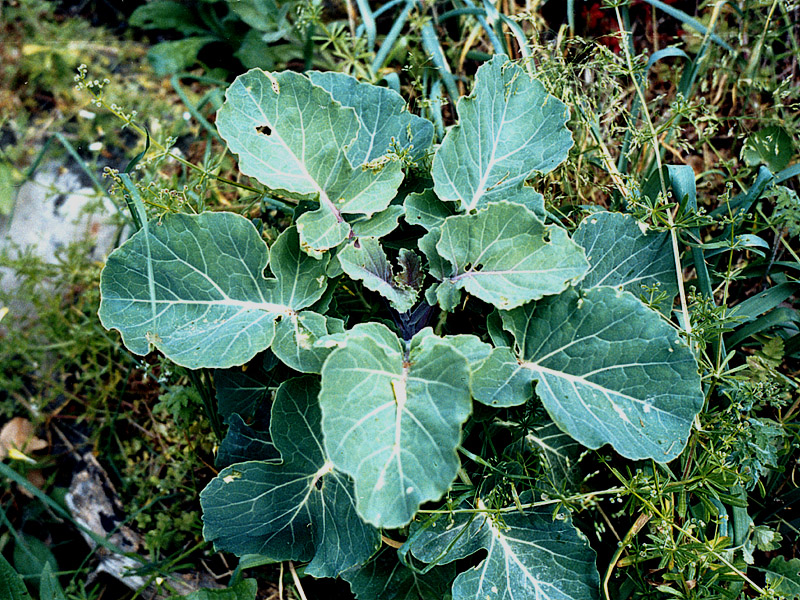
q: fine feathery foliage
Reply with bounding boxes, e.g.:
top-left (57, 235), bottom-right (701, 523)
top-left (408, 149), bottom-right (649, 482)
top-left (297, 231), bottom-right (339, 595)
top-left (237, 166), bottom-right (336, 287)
top-left (98, 55), bottom-right (705, 597)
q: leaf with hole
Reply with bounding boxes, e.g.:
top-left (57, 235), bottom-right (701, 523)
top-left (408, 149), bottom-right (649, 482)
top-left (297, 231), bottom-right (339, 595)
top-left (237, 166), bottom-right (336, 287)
top-left (425, 201), bottom-right (588, 311)
top-left (216, 70), bottom-right (404, 255)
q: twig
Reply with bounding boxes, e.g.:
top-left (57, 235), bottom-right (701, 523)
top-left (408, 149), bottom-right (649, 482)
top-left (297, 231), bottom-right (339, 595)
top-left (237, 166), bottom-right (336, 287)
top-left (614, 5), bottom-right (697, 341)
top-left (288, 561), bottom-right (308, 600)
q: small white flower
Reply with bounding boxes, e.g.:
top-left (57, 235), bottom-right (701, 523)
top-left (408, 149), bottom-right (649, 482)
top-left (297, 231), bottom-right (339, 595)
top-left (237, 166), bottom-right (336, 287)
top-left (78, 109), bottom-right (96, 120)
top-left (88, 142), bottom-right (103, 152)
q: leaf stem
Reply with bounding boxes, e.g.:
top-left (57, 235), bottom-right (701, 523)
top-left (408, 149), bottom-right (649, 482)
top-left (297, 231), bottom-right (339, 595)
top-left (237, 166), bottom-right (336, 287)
top-left (83, 85), bottom-right (263, 195)
top-left (416, 486), bottom-right (627, 514)
top-left (614, 6), bottom-right (693, 340)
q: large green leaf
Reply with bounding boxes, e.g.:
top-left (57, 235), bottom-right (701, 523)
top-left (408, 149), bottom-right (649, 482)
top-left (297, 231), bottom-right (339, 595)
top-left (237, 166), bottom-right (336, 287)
top-left (573, 211), bottom-right (677, 313)
top-left (216, 413), bottom-right (279, 469)
top-left (432, 55), bottom-right (572, 213)
top-left (227, 0), bottom-right (291, 41)
top-left (147, 38), bottom-right (215, 76)
top-left (403, 189), bottom-right (455, 231)
top-left (407, 505), bottom-right (599, 600)
top-left (343, 548), bottom-right (455, 600)
top-left (349, 205), bottom-right (405, 239)
top-left (307, 71), bottom-right (434, 164)
top-left (130, 1), bottom-right (207, 34)
top-left (99, 214), bottom-right (328, 369)
top-left (201, 377), bottom-right (380, 578)
top-left (337, 238), bottom-right (419, 313)
top-left (742, 125), bottom-right (795, 172)
top-left (215, 357), bottom-right (274, 422)
top-left (319, 325), bottom-right (472, 527)
top-left (272, 311), bottom-right (345, 373)
top-left (472, 287), bottom-right (703, 462)
top-left (216, 70), bottom-right (404, 254)
top-left (425, 202), bottom-right (589, 311)
top-left (526, 421), bottom-right (583, 489)
top-left (14, 534), bottom-right (57, 586)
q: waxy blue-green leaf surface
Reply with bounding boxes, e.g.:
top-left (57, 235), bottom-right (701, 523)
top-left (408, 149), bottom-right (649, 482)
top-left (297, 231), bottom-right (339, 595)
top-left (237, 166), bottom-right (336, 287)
top-left (403, 189), bottom-right (456, 231)
top-left (319, 325), bottom-right (472, 528)
top-left (432, 55), bottom-right (572, 213)
top-left (428, 202), bottom-right (589, 311)
top-left (349, 205), bottom-right (405, 239)
top-left (216, 413), bottom-right (278, 469)
top-left (215, 356), bottom-right (274, 422)
top-left (307, 71), bottom-right (434, 164)
top-left (273, 312), bottom-right (345, 373)
top-left (201, 377), bottom-right (380, 578)
top-left (472, 287), bottom-right (703, 461)
top-left (408, 506), bottom-right (599, 600)
top-left (99, 214), bottom-right (327, 369)
top-left (216, 69), bottom-right (404, 254)
top-left (338, 238), bottom-right (419, 312)
top-left (573, 211), bottom-right (677, 312)
top-left (526, 421), bottom-right (583, 488)
top-left (343, 549), bottom-right (456, 600)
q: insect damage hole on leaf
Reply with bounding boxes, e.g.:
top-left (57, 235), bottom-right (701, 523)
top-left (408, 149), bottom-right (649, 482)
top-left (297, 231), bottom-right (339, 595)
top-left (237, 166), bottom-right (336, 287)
top-left (256, 124), bottom-right (272, 136)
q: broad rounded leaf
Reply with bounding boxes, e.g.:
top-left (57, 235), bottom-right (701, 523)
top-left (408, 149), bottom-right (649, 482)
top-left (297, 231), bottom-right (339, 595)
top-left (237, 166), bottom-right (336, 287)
top-left (319, 325), bottom-right (472, 527)
top-left (307, 71), bottom-right (434, 164)
top-left (573, 211), bottom-right (677, 313)
top-left (215, 357), bottom-right (274, 422)
top-left (343, 549), bottom-right (455, 600)
top-left (147, 38), bottom-right (214, 76)
top-left (432, 54), bottom-right (573, 213)
top-left (408, 505), bottom-right (599, 600)
top-left (216, 413), bottom-right (279, 469)
top-left (472, 287), bottom-right (703, 462)
top-left (216, 69), bottom-right (404, 254)
top-left (227, 0), bottom-right (290, 39)
top-left (403, 189), bottom-right (456, 231)
top-left (201, 377), bottom-right (380, 578)
top-left (432, 201), bottom-right (589, 310)
top-left (99, 214), bottom-right (328, 369)
top-left (273, 311), bottom-right (345, 373)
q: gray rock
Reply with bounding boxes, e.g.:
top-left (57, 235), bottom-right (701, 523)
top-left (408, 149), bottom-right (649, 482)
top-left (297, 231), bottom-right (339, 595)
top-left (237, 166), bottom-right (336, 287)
top-left (0, 162), bottom-right (124, 300)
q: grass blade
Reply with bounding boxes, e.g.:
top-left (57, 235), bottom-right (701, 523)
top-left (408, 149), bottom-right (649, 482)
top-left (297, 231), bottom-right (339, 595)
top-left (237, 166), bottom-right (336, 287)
top-left (640, 0), bottom-right (734, 52)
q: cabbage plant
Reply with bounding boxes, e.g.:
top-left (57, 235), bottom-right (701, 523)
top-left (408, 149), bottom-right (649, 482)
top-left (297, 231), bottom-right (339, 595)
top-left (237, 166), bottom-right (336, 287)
top-left (98, 55), bottom-right (703, 599)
